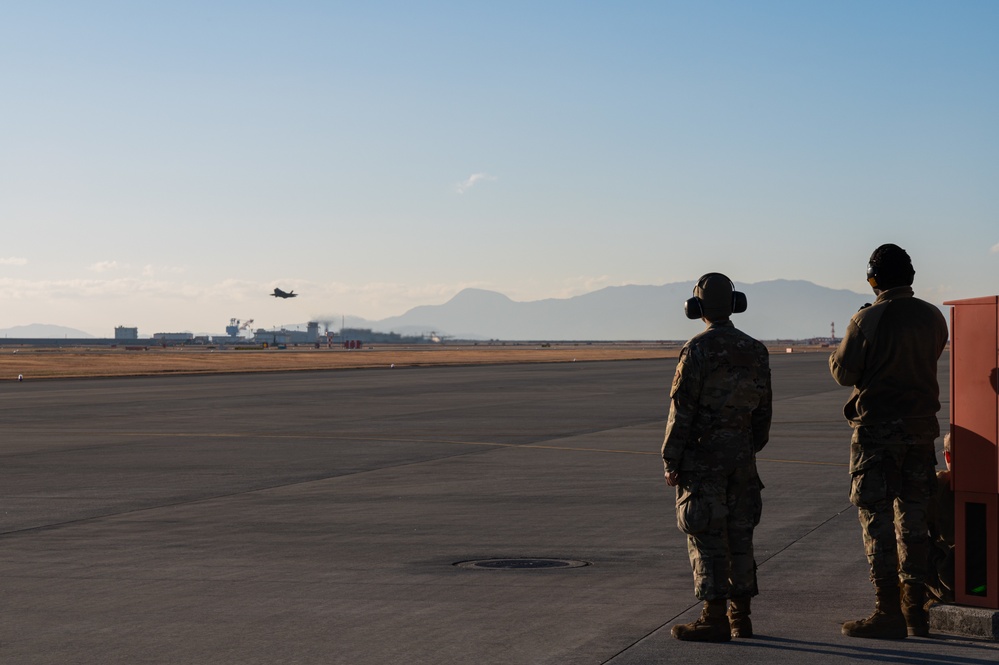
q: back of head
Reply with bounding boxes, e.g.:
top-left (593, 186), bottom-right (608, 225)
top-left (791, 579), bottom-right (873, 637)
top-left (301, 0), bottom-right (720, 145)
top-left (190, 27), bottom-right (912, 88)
top-left (685, 272), bottom-right (748, 321)
top-left (867, 243), bottom-right (915, 290)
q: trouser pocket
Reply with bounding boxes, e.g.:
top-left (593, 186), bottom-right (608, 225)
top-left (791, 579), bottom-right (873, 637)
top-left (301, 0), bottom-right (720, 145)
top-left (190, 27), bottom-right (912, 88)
top-left (676, 482), bottom-right (711, 535)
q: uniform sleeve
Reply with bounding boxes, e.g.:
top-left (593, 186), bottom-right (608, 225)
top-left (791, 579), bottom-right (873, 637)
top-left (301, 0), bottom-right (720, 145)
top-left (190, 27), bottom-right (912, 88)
top-left (935, 308), bottom-right (949, 356)
top-left (752, 357), bottom-right (773, 452)
top-left (661, 346), bottom-right (703, 472)
top-left (829, 317), bottom-right (867, 387)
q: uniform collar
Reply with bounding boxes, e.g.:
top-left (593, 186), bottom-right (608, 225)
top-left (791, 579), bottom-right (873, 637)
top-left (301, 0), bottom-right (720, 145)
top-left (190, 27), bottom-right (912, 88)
top-left (875, 285), bottom-right (914, 304)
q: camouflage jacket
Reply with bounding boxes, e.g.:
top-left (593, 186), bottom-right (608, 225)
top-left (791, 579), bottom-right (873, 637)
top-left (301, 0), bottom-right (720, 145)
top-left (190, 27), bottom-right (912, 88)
top-left (662, 321), bottom-right (772, 473)
top-left (829, 286), bottom-right (948, 434)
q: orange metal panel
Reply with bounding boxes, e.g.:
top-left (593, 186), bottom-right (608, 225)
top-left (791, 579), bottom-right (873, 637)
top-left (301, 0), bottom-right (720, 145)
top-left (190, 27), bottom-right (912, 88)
top-left (945, 296), bottom-right (999, 307)
top-left (949, 295), bottom-right (999, 610)
top-left (948, 297), bottom-right (999, 494)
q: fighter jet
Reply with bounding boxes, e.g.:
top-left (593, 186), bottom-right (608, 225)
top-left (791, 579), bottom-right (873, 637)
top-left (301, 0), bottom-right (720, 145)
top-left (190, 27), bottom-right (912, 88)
top-left (271, 288), bottom-right (298, 299)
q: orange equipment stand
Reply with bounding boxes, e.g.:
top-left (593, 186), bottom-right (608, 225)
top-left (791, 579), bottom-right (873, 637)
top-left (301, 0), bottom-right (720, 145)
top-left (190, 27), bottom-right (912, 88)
top-left (946, 295), bottom-right (999, 609)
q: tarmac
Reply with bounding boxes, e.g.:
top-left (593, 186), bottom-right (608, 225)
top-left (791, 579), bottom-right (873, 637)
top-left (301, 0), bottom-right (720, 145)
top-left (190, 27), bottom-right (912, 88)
top-left (1, 352), bottom-right (997, 664)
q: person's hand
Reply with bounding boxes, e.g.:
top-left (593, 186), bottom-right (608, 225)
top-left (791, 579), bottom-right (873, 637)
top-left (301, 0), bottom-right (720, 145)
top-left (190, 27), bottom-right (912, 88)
top-left (665, 470), bottom-right (679, 487)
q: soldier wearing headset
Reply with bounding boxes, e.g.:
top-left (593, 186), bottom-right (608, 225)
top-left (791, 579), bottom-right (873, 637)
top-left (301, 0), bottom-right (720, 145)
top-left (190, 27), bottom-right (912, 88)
top-left (830, 243), bottom-right (948, 639)
top-left (662, 273), bottom-right (772, 642)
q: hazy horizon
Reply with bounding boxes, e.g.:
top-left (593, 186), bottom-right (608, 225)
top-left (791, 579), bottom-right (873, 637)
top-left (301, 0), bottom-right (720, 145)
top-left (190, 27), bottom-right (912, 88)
top-left (3, 278), bottom-right (875, 339)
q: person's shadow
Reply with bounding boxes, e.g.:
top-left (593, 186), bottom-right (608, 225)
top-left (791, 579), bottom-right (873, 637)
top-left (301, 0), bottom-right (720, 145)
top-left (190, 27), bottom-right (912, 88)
top-left (740, 634), bottom-right (999, 664)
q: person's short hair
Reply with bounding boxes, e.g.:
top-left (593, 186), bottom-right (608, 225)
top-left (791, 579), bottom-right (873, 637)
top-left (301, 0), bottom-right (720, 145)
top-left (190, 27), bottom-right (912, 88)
top-left (695, 273), bottom-right (735, 320)
top-left (868, 244), bottom-right (915, 289)
top-left (685, 272), bottom-right (748, 321)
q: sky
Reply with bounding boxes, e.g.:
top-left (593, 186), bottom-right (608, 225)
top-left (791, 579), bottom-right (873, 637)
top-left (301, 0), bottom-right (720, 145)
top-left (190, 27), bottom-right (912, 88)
top-left (2, 1), bottom-right (997, 336)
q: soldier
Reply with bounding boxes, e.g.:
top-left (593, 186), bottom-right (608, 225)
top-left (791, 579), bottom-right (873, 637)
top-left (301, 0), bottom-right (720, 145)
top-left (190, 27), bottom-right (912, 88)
top-left (830, 243), bottom-right (948, 639)
top-left (662, 273), bottom-right (772, 642)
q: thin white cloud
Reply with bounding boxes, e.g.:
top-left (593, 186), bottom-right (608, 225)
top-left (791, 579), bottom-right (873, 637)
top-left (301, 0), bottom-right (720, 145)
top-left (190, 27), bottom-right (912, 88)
top-left (143, 264), bottom-right (188, 277)
top-left (456, 172), bottom-right (496, 194)
top-left (546, 275), bottom-right (613, 299)
top-left (310, 280), bottom-right (492, 320)
top-left (991, 242), bottom-right (999, 254)
top-left (0, 257), bottom-right (28, 266)
top-left (89, 260), bottom-right (120, 273)
top-left (0, 276), bottom-right (203, 300)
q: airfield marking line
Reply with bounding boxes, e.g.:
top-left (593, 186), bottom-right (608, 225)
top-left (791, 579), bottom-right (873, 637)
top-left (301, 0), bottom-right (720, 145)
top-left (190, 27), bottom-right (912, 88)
top-left (611, 501), bottom-right (857, 664)
top-left (32, 430), bottom-right (657, 456)
top-left (10, 429), bottom-right (850, 466)
top-left (756, 457), bottom-right (848, 467)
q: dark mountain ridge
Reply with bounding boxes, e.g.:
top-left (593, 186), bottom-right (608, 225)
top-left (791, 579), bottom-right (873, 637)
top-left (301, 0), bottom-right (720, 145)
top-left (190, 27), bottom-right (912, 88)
top-left (366, 279), bottom-right (880, 341)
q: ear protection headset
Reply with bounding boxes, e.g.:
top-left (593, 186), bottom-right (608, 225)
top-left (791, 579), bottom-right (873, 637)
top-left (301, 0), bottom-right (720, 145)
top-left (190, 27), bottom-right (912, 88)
top-left (684, 273), bottom-right (748, 320)
top-left (866, 262), bottom-right (879, 289)
top-left (866, 245), bottom-right (914, 290)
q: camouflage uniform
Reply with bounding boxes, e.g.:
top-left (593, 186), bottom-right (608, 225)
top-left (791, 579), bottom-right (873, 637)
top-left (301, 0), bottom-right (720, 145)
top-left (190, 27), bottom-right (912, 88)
top-left (925, 470), bottom-right (955, 603)
top-left (848, 422), bottom-right (937, 586)
top-left (830, 285), bottom-right (948, 588)
top-left (662, 321), bottom-right (772, 600)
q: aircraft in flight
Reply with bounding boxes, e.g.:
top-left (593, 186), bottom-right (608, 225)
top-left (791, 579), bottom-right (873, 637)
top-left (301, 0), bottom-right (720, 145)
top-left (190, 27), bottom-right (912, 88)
top-left (271, 288), bottom-right (298, 299)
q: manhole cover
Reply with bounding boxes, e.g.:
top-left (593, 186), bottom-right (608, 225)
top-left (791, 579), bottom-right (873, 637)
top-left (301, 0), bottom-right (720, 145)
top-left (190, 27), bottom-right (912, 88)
top-left (454, 558), bottom-right (589, 570)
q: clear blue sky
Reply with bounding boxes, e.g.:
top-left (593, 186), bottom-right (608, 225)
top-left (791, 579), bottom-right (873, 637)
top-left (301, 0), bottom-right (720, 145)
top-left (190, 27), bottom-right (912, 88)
top-left (2, 1), bottom-right (997, 336)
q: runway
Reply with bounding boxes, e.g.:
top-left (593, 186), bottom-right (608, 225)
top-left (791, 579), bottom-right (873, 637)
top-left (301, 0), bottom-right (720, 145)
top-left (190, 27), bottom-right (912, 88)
top-left (2, 352), bottom-right (994, 664)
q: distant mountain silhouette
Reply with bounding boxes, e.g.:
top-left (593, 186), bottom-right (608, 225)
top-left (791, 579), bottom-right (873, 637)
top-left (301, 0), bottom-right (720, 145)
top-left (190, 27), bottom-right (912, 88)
top-left (0, 323), bottom-right (96, 338)
top-left (364, 280), bottom-right (879, 341)
top-left (9, 282), bottom-right (920, 342)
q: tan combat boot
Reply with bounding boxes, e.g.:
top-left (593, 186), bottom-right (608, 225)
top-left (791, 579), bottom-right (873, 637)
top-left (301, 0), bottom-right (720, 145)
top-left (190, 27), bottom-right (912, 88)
top-left (729, 596), bottom-right (753, 638)
top-left (842, 583), bottom-right (907, 639)
top-left (672, 599), bottom-right (732, 642)
top-left (901, 582), bottom-right (929, 637)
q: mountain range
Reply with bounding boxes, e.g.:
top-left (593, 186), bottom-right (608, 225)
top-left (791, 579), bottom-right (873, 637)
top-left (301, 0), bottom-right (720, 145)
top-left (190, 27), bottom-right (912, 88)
top-left (3, 280), bottom-right (908, 341)
top-left (0, 323), bottom-right (95, 339)
top-left (346, 279), bottom-right (879, 341)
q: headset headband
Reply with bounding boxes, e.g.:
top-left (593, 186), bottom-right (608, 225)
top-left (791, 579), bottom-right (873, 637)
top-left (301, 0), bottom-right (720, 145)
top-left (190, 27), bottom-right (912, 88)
top-left (684, 273), bottom-right (747, 320)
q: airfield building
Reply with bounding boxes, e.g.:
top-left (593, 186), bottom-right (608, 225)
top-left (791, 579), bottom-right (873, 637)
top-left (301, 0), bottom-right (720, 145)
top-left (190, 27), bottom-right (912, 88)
top-left (152, 332), bottom-right (195, 343)
top-left (253, 322), bottom-right (321, 346)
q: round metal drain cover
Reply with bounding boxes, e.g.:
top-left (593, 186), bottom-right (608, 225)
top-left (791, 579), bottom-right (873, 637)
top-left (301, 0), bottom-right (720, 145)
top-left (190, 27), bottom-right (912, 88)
top-left (455, 558), bottom-right (589, 570)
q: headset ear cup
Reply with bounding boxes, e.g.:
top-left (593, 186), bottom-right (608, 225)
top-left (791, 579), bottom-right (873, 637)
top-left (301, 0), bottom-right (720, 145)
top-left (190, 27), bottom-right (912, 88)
top-left (866, 263), bottom-right (878, 289)
top-left (684, 297), bottom-right (702, 320)
top-left (732, 291), bottom-right (747, 314)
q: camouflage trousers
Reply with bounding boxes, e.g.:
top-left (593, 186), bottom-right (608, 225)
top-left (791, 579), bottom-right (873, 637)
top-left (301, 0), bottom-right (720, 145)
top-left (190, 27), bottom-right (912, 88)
top-left (674, 464), bottom-right (763, 600)
top-left (849, 423), bottom-right (937, 587)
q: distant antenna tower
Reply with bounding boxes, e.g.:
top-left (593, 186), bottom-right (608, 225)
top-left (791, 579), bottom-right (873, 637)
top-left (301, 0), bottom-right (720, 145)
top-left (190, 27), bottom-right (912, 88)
top-left (831, 321), bottom-right (836, 340)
